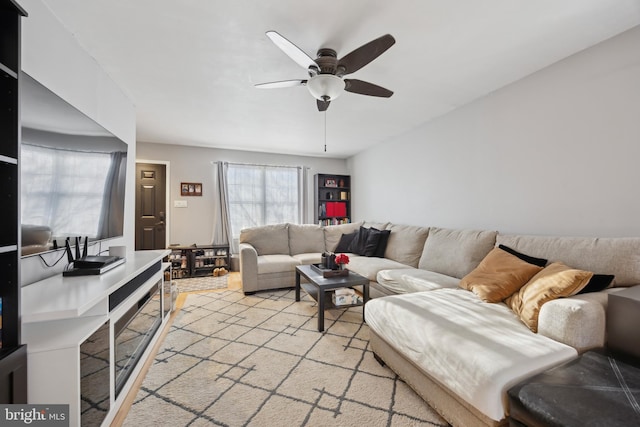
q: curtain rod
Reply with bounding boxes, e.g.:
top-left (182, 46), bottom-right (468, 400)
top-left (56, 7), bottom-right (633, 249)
top-left (210, 160), bottom-right (308, 170)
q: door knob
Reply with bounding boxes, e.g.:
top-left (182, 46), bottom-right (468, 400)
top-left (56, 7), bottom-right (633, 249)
top-left (155, 211), bottom-right (165, 227)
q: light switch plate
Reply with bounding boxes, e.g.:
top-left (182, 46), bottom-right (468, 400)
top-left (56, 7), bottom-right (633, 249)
top-left (174, 200), bottom-right (188, 208)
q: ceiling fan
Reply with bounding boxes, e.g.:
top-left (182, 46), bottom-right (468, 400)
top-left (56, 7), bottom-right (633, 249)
top-left (255, 31), bottom-right (395, 111)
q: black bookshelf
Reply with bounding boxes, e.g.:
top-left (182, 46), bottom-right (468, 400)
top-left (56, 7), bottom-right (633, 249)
top-left (314, 173), bottom-right (351, 226)
top-left (0, 0), bottom-right (27, 404)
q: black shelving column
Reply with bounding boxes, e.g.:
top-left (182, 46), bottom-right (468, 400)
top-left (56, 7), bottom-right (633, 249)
top-left (0, 0), bottom-right (28, 404)
top-left (314, 173), bottom-right (351, 226)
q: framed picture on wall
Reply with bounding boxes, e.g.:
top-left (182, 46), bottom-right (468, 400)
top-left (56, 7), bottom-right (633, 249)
top-left (181, 182), bottom-right (202, 196)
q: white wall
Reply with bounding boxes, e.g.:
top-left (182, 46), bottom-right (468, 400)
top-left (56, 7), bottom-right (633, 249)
top-left (348, 25), bottom-right (640, 238)
top-left (20, 0), bottom-right (136, 285)
top-left (137, 142), bottom-right (348, 246)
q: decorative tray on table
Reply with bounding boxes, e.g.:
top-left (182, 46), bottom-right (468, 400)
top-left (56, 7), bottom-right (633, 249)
top-left (310, 263), bottom-right (349, 278)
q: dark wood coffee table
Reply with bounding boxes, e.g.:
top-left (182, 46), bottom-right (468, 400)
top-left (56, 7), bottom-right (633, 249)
top-left (295, 264), bottom-right (370, 332)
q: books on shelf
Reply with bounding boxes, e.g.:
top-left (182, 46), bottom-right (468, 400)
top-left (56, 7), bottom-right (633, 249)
top-left (318, 218), bottom-right (351, 226)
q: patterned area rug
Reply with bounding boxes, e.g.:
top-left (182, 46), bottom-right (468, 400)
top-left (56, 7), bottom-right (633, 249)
top-left (122, 289), bottom-right (448, 427)
top-left (174, 274), bottom-right (229, 293)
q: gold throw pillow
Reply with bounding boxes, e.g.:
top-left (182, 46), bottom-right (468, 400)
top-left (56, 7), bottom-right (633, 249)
top-left (460, 247), bottom-right (544, 303)
top-left (507, 262), bottom-right (594, 332)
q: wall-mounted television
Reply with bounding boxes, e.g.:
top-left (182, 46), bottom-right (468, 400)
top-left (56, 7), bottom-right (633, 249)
top-left (20, 72), bottom-right (128, 256)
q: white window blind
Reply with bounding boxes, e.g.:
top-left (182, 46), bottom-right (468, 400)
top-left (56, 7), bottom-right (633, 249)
top-left (227, 163), bottom-right (302, 238)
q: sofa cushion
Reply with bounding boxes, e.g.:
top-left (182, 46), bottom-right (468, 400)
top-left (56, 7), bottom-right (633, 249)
top-left (256, 254), bottom-right (300, 274)
top-left (292, 253), bottom-right (322, 266)
top-left (460, 247), bottom-right (544, 303)
top-left (496, 234), bottom-right (640, 287)
top-left (384, 223), bottom-right (430, 267)
top-left (506, 262), bottom-right (594, 332)
top-left (365, 289), bottom-right (577, 422)
top-left (419, 227), bottom-right (497, 278)
top-left (288, 223), bottom-right (325, 255)
top-left (376, 268), bottom-right (460, 294)
top-left (347, 255), bottom-right (409, 281)
top-left (324, 221), bottom-right (363, 252)
top-left (240, 223), bottom-right (290, 255)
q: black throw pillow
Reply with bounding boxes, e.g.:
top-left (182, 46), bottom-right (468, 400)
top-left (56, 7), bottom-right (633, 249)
top-left (335, 231), bottom-right (358, 253)
top-left (498, 244), bottom-right (547, 267)
top-left (374, 229), bottom-right (391, 258)
top-left (347, 227), bottom-right (364, 255)
top-left (363, 228), bottom-right (384, 257)
top-left (348, 226), bottom-right (372, 255)
top-left (578, 274), bottom-right (615, 294)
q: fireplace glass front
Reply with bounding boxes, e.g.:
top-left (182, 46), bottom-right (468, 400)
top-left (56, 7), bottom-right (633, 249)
top-left (113, 280), bottom-right (162, 397)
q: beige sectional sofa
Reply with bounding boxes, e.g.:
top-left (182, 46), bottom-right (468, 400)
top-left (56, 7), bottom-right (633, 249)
top-left (238, 221), bottom-right (640, 426)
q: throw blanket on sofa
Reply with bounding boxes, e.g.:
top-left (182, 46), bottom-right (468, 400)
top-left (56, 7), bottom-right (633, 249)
top-left (366, 288), bottom-right (577, 421)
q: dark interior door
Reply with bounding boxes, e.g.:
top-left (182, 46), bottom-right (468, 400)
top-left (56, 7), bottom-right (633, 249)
top-left (135, 163), bottom-right (166, 250)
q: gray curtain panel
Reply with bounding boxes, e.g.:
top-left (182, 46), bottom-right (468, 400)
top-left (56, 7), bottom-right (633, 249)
top-left (212, 161), bottom-right (233, 251)
top-left (98, 151), bottom-right (127, 239)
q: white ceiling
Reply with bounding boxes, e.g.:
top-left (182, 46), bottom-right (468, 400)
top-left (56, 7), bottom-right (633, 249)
top-left (41, 0), bottom-right (640, 159)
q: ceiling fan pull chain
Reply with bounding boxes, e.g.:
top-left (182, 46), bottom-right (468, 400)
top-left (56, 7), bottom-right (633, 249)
top-left (324, 110), bottom-right (327, 152)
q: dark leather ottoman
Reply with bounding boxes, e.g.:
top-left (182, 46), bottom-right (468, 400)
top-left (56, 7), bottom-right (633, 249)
top-left (508, 350), bottom-right (640, 426)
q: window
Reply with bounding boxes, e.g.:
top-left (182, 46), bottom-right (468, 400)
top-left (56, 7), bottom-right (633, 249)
top-left (21, 144), bottom-right (112, 238)
top-left (227, 163), bottom-right (302, 238)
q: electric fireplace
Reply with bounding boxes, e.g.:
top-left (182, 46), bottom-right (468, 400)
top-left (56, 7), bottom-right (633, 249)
top-left (113, 279), bottom-right (163, 396)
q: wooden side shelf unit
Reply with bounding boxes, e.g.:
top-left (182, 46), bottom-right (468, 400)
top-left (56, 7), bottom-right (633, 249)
top-left (168, 244), bottom-right (230, 279)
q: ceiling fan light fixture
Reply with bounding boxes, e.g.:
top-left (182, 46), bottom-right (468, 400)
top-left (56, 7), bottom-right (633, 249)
top-left (306, 74), bottom-right (345, 101)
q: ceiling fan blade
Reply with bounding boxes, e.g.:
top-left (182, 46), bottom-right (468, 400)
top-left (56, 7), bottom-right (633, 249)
top-left (266, 31), bottom-right (318, 70)
top-left (317, 99), bottom-right (330, 112)
top-left (344, 79), bottom-right (393, 97)
top-left (255, 79), bottom-right (307, 89)
top-left (337, 34), bottom-right (395, 76)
